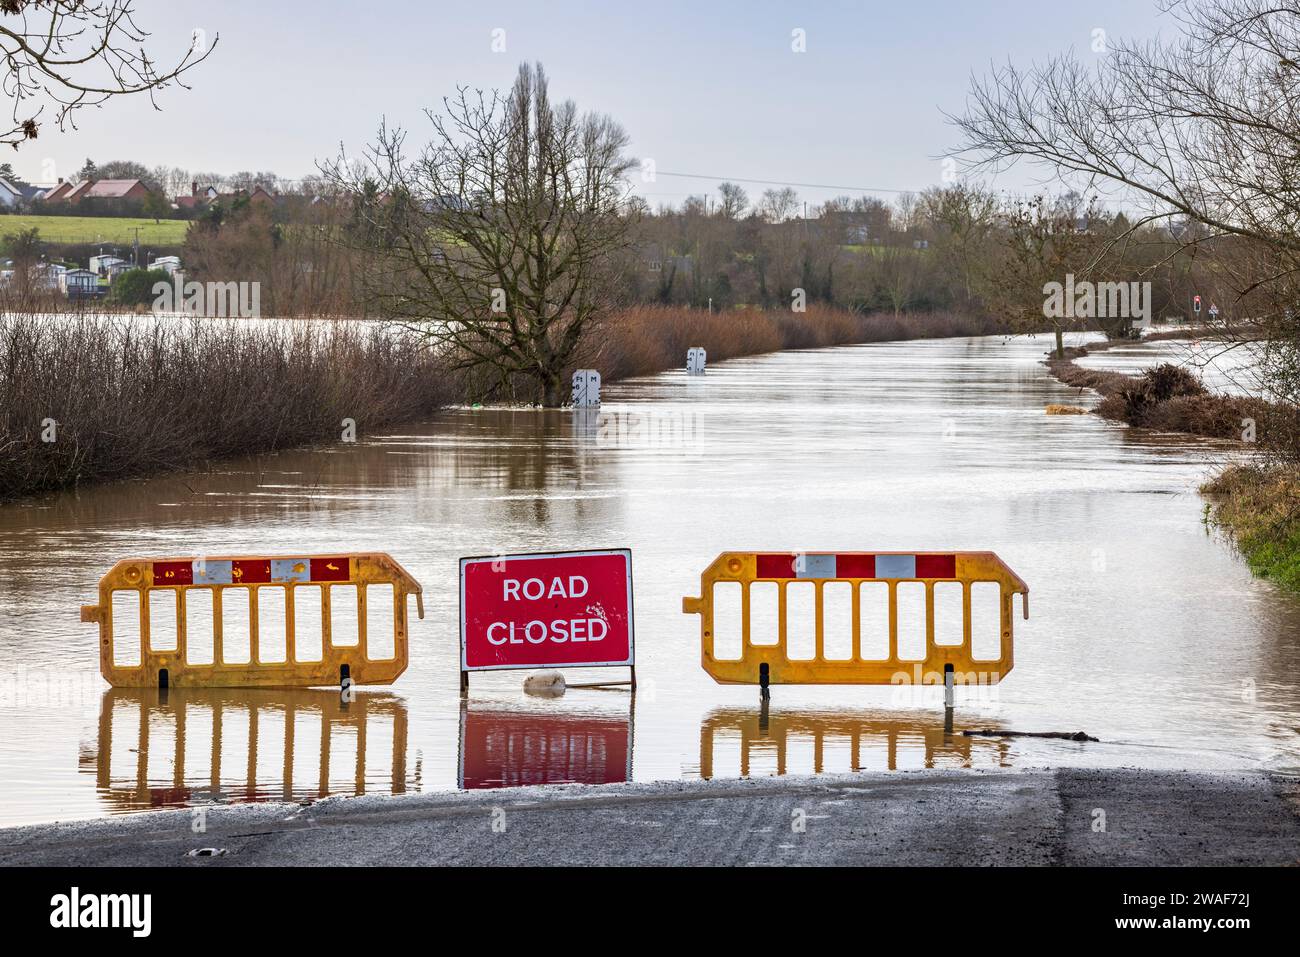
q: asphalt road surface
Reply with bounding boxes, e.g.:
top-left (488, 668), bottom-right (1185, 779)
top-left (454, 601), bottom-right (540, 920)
top-left (3, 768), bottom-right (1298, 866)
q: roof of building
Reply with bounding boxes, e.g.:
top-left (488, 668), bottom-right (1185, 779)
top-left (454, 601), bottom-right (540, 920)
top-left (83, 179), bottom-right (149, 199)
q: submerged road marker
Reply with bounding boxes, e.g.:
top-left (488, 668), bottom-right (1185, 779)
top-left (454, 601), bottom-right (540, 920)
top-left (687, 346), bottom-right (707, 374)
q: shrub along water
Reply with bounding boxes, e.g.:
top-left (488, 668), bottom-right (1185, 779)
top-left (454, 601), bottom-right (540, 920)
top-left (1202, 465), bottom-right (1300, 593)
top-left (1046, 341), bottom-right (1286, 443)
top-left (0, 314), bottom-right (454, 501)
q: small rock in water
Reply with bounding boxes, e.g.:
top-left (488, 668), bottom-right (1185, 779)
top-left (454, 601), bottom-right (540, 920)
top-left (523, 670), bottom-right (566, 696)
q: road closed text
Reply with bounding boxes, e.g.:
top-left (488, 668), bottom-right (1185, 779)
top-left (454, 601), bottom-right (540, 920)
top-left (461, 551), bottom-right (634, 670)
top-left (503, 575), bottom-right (589, 602)
top-left (490, 575), bottom-right (606, 644)
top-left (488, 616), bottom-right (608, 645)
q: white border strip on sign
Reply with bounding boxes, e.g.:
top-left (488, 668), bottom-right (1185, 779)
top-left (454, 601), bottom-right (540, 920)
top-left (458, 548), bottom-right (635, 672)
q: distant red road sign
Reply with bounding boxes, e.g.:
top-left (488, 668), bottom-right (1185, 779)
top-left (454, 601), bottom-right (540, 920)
top-left (459, 549), bottom-right (634, 671)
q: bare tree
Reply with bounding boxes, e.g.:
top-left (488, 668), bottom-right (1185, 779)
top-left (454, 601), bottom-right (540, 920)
top-left (331, 62), bottom-right (638, 406)
top-left (92, 158), bottom-right (158, 189)
top-left (952, 0), bottom-right (1300, 402)
top-left (2, 224), bottom-right (41, 299)
top-left (151, 164), bottom-right (191, 198)
top-left (917, 183), bottom-right (999, 304)
top-left (227, 169), bottom-right (279, 192)
top-left (978, 195), bottom-right (1103, 357)
top-left (853, 196), bottom-right (893, 235)
top-left (759, 186), bottom-right (799, 223)
top-left (0, 1), bottom-right (215, 149)
top-left (869, 242), bottom-right (923, 317)
top-left (717, 181), bottom-right (749, 220)
top-left (190, 170), bottom-right (227, 192)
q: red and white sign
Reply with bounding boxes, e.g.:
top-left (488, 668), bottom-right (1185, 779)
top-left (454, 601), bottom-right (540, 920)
top-left (459, 549), bottom-right (634, 671)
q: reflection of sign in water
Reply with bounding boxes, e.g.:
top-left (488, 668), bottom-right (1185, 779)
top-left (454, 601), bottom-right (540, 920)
top-left (458, 706), bottom-right (632, 789)
top-left (89, 688), bottom-right (412, 813)
top-left (459, 550), bottom-right (634, 672)
top-left (698, 706), bottom-right (1010, 779)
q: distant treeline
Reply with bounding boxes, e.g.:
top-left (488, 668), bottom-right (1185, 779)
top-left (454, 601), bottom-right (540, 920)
top-left (169, 181), bottom-right (1219, 332)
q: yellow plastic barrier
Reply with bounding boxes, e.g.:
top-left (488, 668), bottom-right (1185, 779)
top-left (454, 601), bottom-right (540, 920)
top-left (81, 553), bottom-right (424, 688)
top-left (682, 551), bottom-right (1028, 687)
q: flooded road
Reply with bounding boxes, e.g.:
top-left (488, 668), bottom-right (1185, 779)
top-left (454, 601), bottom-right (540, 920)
top-left (1074, 333), bottom-right (1267, 396)
top-left (2, 332), bottom-right (1299, 827)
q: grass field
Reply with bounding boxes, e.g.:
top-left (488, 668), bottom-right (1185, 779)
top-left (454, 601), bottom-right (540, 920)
top-left (0, 214), bottom-right (189, 245)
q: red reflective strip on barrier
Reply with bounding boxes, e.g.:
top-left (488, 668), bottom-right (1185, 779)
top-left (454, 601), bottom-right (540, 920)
top-left (310, 558), bottom-right (349, 582)
top-left (755, 554), bottom-right (796, 578)
top-left (915, 554), bottom-right (957, 578)
top-left (152, 561), bottom-right (192, 586)
top-left (233, 559), bottom-right (271, 584)
top-left (835, 554), bottom-right (876, 578)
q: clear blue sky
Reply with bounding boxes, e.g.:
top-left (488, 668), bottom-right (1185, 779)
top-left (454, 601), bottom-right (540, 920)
top-left (12, 0), bottom-right (1170, 203)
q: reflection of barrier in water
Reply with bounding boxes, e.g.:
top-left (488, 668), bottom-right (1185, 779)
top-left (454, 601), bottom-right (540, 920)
top-left (87, 688), bottom-right (413, 813)
top-left (82, 552), bottom-right (424, 688)
top-left (683, 551), bottom-right (1029, 697)
top-left (458, 702), bottom-right (633, 789)
top-left (698, 705), bottom-right (1011, 779)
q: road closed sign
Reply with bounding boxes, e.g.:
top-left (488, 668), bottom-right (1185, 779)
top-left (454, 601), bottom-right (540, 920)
top-left (459, 549), bottom-right (634, 671)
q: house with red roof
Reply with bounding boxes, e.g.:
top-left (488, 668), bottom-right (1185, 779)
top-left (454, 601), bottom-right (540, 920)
top-left (81, 179), bottom-right (153, 202)
top-left (174, 181), bottom-right (276, 211)
top-left (39, 177), bottom-right (154, 205)
top-left (40, 179), bottom-right (75, 202)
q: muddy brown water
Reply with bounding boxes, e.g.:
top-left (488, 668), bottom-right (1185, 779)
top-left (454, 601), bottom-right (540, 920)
top-left (1, 332), bottom-right (1298, 826)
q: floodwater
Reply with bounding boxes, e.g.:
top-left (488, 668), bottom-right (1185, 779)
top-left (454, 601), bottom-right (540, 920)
top-left (2, 332), bottom-right (1299, 827)
top-left (1074, 334), bottom-right (1267, 396)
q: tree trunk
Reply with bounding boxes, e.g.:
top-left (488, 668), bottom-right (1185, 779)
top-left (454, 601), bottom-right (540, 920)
top-left (542, 373), bottom-right (562, 408)
top-left (1054, 327), bottom-right (1064, 359)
